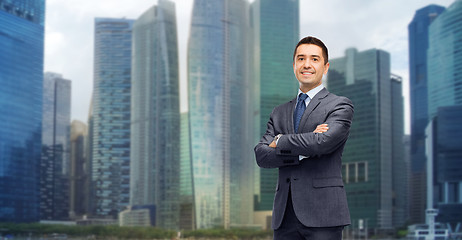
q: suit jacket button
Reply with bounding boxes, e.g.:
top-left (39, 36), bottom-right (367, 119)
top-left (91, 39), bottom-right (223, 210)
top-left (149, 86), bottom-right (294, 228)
top-left (286, 178), bottom-right (290, 183)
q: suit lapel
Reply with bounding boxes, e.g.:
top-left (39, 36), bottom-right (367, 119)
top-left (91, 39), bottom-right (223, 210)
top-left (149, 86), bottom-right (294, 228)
top-left (287, 97), bottom-right (297, 134)
top-left (297, 88), bottom-right (329, 133)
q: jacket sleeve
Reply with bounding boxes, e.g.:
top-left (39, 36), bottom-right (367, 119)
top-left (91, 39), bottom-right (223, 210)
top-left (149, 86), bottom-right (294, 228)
top-left (275, 97), bottom-right (354, 158)
top-left (254, 108), bottom-right (300, 168)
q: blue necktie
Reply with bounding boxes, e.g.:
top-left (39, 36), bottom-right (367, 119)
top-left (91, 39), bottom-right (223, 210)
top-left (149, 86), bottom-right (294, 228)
top-left (294, 93), bottom-right (309, 132)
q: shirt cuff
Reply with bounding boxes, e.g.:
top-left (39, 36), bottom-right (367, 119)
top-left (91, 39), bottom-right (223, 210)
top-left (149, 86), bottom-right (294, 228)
top-left (299, 155), bottom-right (308, 161)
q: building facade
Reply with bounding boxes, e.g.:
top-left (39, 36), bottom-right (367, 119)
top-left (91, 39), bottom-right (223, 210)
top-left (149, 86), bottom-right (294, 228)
top-left (0, 0), bottom-right (45, 222)
top-left (408, 4), bottom-right (445, 224)
top-left (70, 120), bottom-right (88, 219)
top-left (130, 0), bottom-right (180, 229)
top-left (179, 112), bottom-right (194, 230)
top-left (40, 72), bottom-right (72, 220)
top-left (390, 74), bottom-right (408, 228)
top-left (427, 0), bottom-right (462, 119)
top-left (91, 18), bottom-right (134, 218)
top-left (188, 0), bottom-right (253, 229)
top-left (327, 48), bottom-right (403, 230)
top-left (250, 0), bottom-right (299, 213)
top-left (426, 0), bottom-right (462, 227)
top-left (426, 106), bottom-right (462, 227)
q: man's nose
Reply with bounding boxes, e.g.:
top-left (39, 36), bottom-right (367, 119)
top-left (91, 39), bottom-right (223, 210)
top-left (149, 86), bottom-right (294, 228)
top-left (303, 60), bottom-right (312, 68)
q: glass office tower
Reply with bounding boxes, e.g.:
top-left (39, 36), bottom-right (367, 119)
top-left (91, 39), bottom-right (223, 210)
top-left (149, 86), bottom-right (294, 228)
top-left (390, 74), bottom-right (407, 228)
top-left (250, 0), bottom-right (299, 213)
top-left (0, 0), bottom-right (45, 222)
top-left (179, 112), bottom-right (194, 230)
top-left (40, 72), bottom-right (72, 220)
top-left (427, 0), bottom-right (462, 119)
top-left (426, 106), bottom-right (462, 227)
top-left (130, 0), bottom-right (180, 229)
top-left (91, 18), bottom-right (134, 218)
top-left (327, 48), bottom-right (402, 230)
top-left (70, 120), bottom-right (88, 219)
top-left (426, 0), bottom-right (462, 227)
top-left (188, 0), bottom-right (253, 229)
top-left (408, 4), bottom-right (445, 223)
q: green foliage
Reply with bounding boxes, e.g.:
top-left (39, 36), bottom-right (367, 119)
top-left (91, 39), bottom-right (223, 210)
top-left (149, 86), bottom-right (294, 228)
top-left (181, 227), bottom-right (272, 239)
top-left (396, 229), bottom-right (408, 238)
top-left (0, 223), bottom-right (176, 239)
top-left (0, 223), bottom-right (272, 239)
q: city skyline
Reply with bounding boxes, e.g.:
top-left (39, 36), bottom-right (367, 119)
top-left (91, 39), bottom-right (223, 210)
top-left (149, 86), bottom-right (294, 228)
top-left (45, 0), bottom-right (455, 135)
top-left (1, 0), bottom-right (460, 233)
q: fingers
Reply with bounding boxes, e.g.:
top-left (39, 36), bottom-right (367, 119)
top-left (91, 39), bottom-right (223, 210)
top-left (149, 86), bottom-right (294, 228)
top-left (313, 124), bottom-right (329, 133)
top-left (269, 141), bottom-right (276, 148)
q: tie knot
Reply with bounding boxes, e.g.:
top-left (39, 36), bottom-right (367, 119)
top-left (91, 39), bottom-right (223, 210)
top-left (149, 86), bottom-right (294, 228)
top-left (298, 93), bottom-right (308, 102)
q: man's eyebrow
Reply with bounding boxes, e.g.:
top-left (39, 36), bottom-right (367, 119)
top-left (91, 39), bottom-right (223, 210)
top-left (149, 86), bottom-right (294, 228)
top-left (296, 54), bottom-right (321, 58)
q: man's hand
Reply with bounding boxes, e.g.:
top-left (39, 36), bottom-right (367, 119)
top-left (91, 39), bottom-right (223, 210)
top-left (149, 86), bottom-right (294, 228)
top-left (313, 124), bottom-right (328, 133)
top-left (269, 124), bottom-right (328, 148)
top-left (269, 141), bottom-right (277, 148)
top-left (269, 134), bottom-right (282, 148)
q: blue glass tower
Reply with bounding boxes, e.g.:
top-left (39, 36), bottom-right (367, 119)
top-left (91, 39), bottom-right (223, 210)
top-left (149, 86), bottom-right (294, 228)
top-left (91, 18), bottom-right (134, 218)
top-left (40, 72), bottom-right (72, 220)
top-left (0, 0), bottom-right (45, 222)
top-left (427, 0), bottom-right (462, 118)
top-left (426, 106), bottom-right (462, 227)
top-left (130, 0), bottom-right (180, 229)
top-left (426, 0), bottom-right (462, 227)
top-left (188, 0), bottom-right (253, 229)
top-left (408, 4), bottom-right (445, 224)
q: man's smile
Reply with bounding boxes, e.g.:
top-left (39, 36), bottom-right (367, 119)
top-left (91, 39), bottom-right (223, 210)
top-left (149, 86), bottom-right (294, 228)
top-left (301, 70), bottom-right (314, 75)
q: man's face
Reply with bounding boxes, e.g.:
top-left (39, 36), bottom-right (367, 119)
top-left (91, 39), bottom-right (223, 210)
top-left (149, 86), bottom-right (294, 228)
top-left (293, 44), bottom-right (329, 92)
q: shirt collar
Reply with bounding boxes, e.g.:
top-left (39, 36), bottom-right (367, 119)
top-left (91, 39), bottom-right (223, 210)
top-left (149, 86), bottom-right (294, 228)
top-left (297, 84), bottom-right (324, 101)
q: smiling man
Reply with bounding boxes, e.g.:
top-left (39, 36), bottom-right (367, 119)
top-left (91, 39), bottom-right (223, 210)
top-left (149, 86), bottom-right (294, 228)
top-left (255, 36), bottom-right (354, 240)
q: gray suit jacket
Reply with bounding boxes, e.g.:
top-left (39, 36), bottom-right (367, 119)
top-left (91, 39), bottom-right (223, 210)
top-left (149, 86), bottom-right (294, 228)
top-left (254, 87), bottom-right (353, 229)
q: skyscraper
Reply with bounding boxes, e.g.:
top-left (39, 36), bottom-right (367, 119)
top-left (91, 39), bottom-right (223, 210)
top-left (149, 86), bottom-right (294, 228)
top-left (408, 4), bottom-right (445, 224)
top-left (0, 0), bottom-right (45, 222)
top-left (426, 0), bottom-right (462, 227)
top-left (426, 106), bottom-right (462, 227)
top-left (427, 0), bottom-right (462, 119)
top-left (179, 112), bottom-right (194, 230)
top-left (130, 0), bottom-right (180, 229)
top-left (390, 74), bottom-right (407, 228)
top-left (40, 72), bottom-right (72, 220)
top-left (188, 0), bottom-right (253, 229)
top-left (91, 18), bottom-right (134, 218)
top-left (327, 48), bottom-right (403, 230)
top-left (70, 120), bottom-right (88, 219)
top-left (250, 0), bottom-right (300, 214)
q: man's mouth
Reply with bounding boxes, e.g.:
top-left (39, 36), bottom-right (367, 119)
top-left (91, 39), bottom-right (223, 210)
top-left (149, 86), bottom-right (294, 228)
top-left (301, 71), bottom-right (314, 75)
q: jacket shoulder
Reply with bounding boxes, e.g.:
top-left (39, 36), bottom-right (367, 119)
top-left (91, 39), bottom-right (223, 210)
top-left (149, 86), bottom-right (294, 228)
top-left (272, 99), bottom-right (295, 113)
top-left (325, 92), bottom-right (353, 105)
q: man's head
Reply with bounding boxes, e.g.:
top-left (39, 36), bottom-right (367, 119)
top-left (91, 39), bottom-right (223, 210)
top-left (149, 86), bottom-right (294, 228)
top-left (292, 36), bottom-right (328, 64)
top-left (292, 36), bottom-right (329, 92)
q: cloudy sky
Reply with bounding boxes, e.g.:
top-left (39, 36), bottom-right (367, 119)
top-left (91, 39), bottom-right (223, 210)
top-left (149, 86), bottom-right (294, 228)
top-left (44, 0), bottom-right (456, 133)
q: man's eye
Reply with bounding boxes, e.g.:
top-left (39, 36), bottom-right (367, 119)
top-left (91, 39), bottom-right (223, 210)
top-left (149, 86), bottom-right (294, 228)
top-left (298, 58), bottom-right (304, 61)
top-left (313, 58), bottom-right (319, 62)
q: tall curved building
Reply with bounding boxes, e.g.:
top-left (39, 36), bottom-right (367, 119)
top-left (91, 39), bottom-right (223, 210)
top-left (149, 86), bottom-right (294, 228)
top-left (427, 0), bottom-right (462, 118)
top-left (188, 0), bottom-right (253, 229)
top-left (130, 0), bottom-right (180, 229)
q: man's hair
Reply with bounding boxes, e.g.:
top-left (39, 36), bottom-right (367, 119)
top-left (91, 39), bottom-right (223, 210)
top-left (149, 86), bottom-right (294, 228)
top-left (293, 36), bottom-right (329, 64)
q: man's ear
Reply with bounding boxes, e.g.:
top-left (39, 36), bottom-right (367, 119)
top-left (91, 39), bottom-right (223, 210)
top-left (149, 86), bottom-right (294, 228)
top-left (324, 62), bottom-right (330, 75)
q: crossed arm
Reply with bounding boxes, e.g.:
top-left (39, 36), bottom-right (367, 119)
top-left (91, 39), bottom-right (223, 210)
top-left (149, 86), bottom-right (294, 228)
top-left (254, 99), bottom-right (354, 168)
top-left (268, 124), bottom-right (329, 148)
